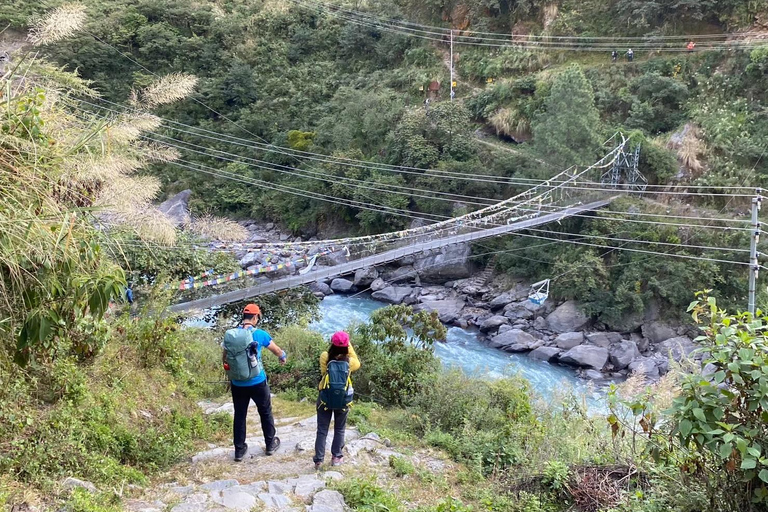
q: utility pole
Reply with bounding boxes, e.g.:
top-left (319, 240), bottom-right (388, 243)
top-left (749, 191), bottom-right (762, 315)
top-left (450, 30), bottom-right (454, 102)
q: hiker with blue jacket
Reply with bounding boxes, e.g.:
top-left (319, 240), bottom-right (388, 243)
top-left (314, 331), bottom-right (360, 468)
top-left (221, 303), bottom-right (287, 462)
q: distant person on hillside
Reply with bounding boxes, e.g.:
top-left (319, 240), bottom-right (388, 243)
top-left (611, 50), bottom-right (618, 62)
top-left (313, 331), bottom-right (360, 469)
top-left (626, 48), bottom-right (634, 62)
top-left (424, 97), bottom-right (430, 110)
top-left (221, 303), bottom-right (287, 462)
top-left (687, 41), bottom-right (696, 52)
top-left (125, 284), bottom-right (134, 305)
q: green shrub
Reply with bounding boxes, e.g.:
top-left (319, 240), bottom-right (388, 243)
top-left (389, 455), bottom-right (415, 477)
top-left (333, 477), bottom-right (403, 512)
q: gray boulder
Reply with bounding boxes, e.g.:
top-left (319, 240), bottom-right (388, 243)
top-left (371, 286), bottom-right (413, 304)
top-left (309, 282), bottom-right (333, 296)
top-left (583, 369), bottom-right (605, 380)
top-left (353, 267), bottom-right (379, 287)
top-left (533, 316), bottom-right (548, 331)
top-left (382, 265), bottom-right (416, 283)
top-left (370, 278), bottom-right (387, 292)
top-left (559, 345), bottom-right (609, 370)
top-left (489, 329), bottom-right (537, 352)
top-left (411, 243), bottom-right (474, 282)
top-left (330, 278), bottom-right (354, 293)
top-left (609, 340), bottom-right (641, 370)
top-left (416, 298), bottom-right (465, 323)
top-left (546, 301), bottom-right (589, 333)
top-left (629, 357), bottom-right (660, 380)
top-left (642, 322), bottom-right (677, 344)
top-left (309, 490), bottom-right (347, 512)
top-left (555, 332), bottom-right (583, 350)
top-left (503, 301), bottom-right (534, 321)
top-left (238, 252), bottom-right (262, 269)
top-left (529, 346), bottom-right (561, 362)
top-left (489, 293), bottom-right (516, 310)
top-left (479, 315), bottom-right (509, 333)
top-left (158, 189), bottom-right (191, 227)
top-left (657, 336), bottom-right (696, 362)
top-left (62, 477), bottom-right (98, 493)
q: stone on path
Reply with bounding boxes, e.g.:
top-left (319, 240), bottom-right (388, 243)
top-left (296, 439), bottom-right (314, 452)
top-left (192, 447), bottom-right (230, 463)
top-left (257, 492), bottom-right (292, 508)
top-left (267, 480), bottom-right (294, 495)
top-left (201, 480), bottom-right (239, 492)
top-left (212, 489), bottom-right (258, 511)
top-left (308, 490), bottom-right (347, 512)
top-left (322, 471), bottom-right (343, 481)
top-left (292, 476), bottom-right (325, 498)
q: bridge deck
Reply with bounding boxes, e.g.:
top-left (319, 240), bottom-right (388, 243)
top-left (168, 198), bottom-right (614, 313)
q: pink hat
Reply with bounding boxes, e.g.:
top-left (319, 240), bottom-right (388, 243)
top-left (331, 331), bottom-right (350, 347)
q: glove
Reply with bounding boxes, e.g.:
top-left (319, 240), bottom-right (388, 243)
top-left (223, 363), bottom-right (230, 371)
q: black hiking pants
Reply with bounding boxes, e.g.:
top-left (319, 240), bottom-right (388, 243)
top-left (231, 380), bottom-right (276, 451)
top-left (314, 402), bottom-right (348, 463)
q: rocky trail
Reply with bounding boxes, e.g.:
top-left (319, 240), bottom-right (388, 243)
top-left (122, 399), bottom-right (453, 512)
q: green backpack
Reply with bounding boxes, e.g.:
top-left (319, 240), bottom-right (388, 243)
top-left (319, 360), bottom-right (353, 410)
top-left (223, 327), bottom-right (263, 381)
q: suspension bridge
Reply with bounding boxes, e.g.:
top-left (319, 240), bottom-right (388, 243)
top-left (168, 139), bottom-right (643, 313)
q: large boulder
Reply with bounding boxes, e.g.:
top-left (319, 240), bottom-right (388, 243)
top-left (239, 252), bottom-right (263, 269)
top-left (330, 278), bottom-right (354, 293)
top-left (381, 265), bottom-right (416, 284)
top-left (308, 281), bottom-right (333, 296)
top-left (629, 357), bottom-right (660, 380)
top-left (559, 345), bottom-right (609, 370)
top-left (642, 322), bottom-right (677, 344)
top-left (479, 315), bottom-right (509, 333)
top-left (353, 267), bottom-right (379, 287)
top-left (415, 298), bottom-right (465, 324)
top-left (411, 243), bottom-right (474, 283)
top-left (489, 329), bottom-right (538, 352)
top-left (370, 278), bottom-right (387, 292)
top-left (657, 336), bottom-right (696, 362)
top-left (609, 340), bottom-right (641, 370)
top-left (371, 286), bottom-right (413, 304)
top-left (555, 332), bottom-right (583, 350)
top-left (529, 346), bottom-right (561, 362)
top-left (158, 189), bottom-right (191, 227)
top-left (503, 301), bottom-right (534, 321)
top-left (488, 286), bottom-right (528, 310)
top-left (546, 301), bottom-right (589, 333)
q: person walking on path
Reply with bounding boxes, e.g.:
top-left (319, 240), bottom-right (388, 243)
top-left (222, 303), bottom-right (287, 462)
top-left (314, 331), bottom-right (360, 469)
top-left (626, 48), bottom-right (634, 62)
top-left (611, 50), bottom-right (618, 62)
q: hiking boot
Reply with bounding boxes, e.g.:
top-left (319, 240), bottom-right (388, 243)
top-left (331, 456), bottom-right (343, 466)
top-left (234, 443), bottom-right (248, 462)
top-left (314, 460), bottom-right (323, 470)
top-left (265, 437), bottom-right (281, 456)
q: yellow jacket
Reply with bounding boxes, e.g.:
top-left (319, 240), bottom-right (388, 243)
top-left (319, 344), bottom-right (361, 388)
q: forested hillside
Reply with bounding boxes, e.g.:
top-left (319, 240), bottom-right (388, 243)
top-left (5, 0), bottom-right (766, 320)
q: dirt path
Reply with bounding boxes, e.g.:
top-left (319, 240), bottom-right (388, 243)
top-left (124, 398), bottom-right (453, 512)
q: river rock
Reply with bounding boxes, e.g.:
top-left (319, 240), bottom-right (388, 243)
top-left (657, 336), bottom-right (696, 362)
top-left (411, 243), bottom-right (474, 282)
top-left (239, 252), bottom-right (261, 269)
top-left (503, 301), bottom-right (534, 321)
top-left (309, 282), bottom-right (333, 296)
top-left (382, 265), bottom-right (416, 283)
top-left (330, 278), bottom-right (354, 293)
top-left (609, 340), bottom-right (641, 370)
top-left (370, 278), bottom-right (386, 292)
top-left (529, 346), bottom-right (561, 362)
top-left (546, 301), bottom-right (589, 333)
top-left (555, 332), bottom-right (583, 350)
top-left (371, 286), bottom-right (413, 304)
top-left (158, 189), bottom-right (191, 227)
top-left (642, 322), bottom-right (677, 344)
top-left (629, 357), bottom-right (660, 380)
top-left (479, 315), bottom-right (509, 333)
top-left (489, 293), bottom-right (516, 310)
top-left (489, 329), bottom-right (537, 352)
top-left (416, 298), bottom-right (465, 323)
top-left (533, 316), bottom-right (548, 331)
top-left (353, 267), bottom-right (379, 287)
top-left (559, 345), bottom-right (608, 370)
top-left (583, 369), bottom-right (605, 380)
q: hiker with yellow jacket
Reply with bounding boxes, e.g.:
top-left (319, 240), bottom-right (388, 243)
top-left (313, 331), bottom-right (360, 468)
